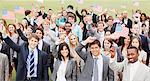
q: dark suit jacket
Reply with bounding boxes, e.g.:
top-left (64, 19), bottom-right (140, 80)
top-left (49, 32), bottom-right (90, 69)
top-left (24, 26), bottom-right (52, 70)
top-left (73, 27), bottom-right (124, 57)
top-left (122, 18), bottom-right (132, 33)
top-left (3, 36), bottom-right (49, 81)
top-left (122, 18), bottom-right (132, 29)
top-left (17, 29), bottom-right (54, 71)
top-left (51, 59), bottom-right (77, 81)
top-left (75, 43), bottom-right (114, 81)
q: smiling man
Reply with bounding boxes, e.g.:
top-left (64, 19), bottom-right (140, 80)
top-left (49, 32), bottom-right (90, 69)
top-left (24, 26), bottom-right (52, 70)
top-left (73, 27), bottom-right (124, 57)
top-left (2, 33), bottom-right (49, 81)
top-left (109, 46), bottom-right (150, 81)
top-left (75, 36), bottom-right (114, 81)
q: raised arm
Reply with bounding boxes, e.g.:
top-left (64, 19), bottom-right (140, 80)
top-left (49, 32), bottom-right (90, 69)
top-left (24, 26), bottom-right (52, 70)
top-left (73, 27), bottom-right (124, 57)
top-left (75, 36), bottom-right (96, 61)
top-left (17, 29), bottom-right (28, 41)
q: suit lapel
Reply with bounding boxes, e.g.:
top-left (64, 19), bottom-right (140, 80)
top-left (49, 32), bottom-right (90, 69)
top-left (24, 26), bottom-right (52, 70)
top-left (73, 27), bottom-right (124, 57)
top-left (65, 60), bottom-right (71, 75)
top-left (24, 45), bottom-right (29, 62)
top-left (42, 41), bottom-right (45, 51)
top-left (37, 49), bottom-right (42, 77)
top-left (102, 55), bottom-right (107, 80)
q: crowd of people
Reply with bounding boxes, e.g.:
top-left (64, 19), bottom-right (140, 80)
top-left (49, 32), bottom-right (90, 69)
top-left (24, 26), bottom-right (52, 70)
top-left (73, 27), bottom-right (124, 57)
top-left (0, 4), bottom-right (150, 81)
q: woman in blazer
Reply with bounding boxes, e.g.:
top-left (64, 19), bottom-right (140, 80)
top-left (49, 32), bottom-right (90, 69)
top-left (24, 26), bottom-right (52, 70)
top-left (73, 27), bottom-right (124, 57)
top-left (51, 42), bottom-right (77, 81)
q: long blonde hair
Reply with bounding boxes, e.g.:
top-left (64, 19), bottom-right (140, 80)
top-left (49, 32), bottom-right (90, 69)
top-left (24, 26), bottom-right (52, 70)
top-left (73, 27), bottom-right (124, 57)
top-left (68, 33), bottom-right (79, 48)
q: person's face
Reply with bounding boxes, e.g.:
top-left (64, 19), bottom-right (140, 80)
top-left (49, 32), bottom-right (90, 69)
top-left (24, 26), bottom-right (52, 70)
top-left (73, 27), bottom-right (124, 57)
top-left (132, 25), bottom-right (140, 34)
top-left (105, 31), bottom-right (111, 36)
top-left (28, 37), bottom-right (39, 49)
top-left (62, 11), bottom-right (67, 16)
top-left (141, 15), bottom-right (146, 20)
top-left (123, 13), bottom-right (128, 18)
top-left (68, 17), bottom-right (75, 24)
top-left (79, 22), bottom-right (84, 29)
top-left (117, 14), bottom-right (123, 21)
top-left (124, 36), bottom-right (130, 45)
top-left (65, 23), bottom-right (72, 32)
top-left (48, 10), bottom-right (53, 15)
top-left (107, 20), bottom-right (113, 26)
top-left (70, 35), bottom-right (77, 46)
top-left (127, 49), bottom-right (139, 63)
top-left (8, 25), bottom-right (15, 33)
top-left (43, 22), bottom-right (49, 30)
top-left (131, 38), bottom-right (139, 49)
top-left (90, 44), bottom-right (100, 56)
top-left (61, 46), bottom-right (69, 57)
top-left (97, 23), bottom-right (104, 32)
top-left (104, 40), bottom-right (111, 49)
top-left (82, 11), bottom-right (86, 16)
top-left (58, 27), bottom-right (65, 34)
top-left (35, 30), bottom-right (43, 39)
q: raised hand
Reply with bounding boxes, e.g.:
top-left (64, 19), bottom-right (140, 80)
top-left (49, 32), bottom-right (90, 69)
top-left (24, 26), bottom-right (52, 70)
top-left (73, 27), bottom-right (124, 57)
top-left (84, 36), bottom-right (97, 44)
top-left (110, 46), bottom-right (116, 58)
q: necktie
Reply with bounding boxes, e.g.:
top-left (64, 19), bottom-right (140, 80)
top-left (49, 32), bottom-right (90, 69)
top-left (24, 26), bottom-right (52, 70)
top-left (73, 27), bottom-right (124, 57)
top-left (93, 58), bottom-right (98, 81)
top-left (29, 51), bottom-right (35, 77)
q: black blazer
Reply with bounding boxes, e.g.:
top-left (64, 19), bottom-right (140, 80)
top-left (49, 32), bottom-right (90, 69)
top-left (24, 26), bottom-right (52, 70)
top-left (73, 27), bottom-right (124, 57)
top-left (122, 18), bottom-right (132, 33)
top-left (3, 36), bottom-right (49, 81)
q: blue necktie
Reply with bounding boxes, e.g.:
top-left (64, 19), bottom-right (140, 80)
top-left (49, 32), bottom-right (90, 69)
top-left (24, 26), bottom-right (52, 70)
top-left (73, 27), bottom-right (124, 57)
top-left (93, 58), bottom-right (98, 81)
top-left (29, 51), bottom-right (35, 76)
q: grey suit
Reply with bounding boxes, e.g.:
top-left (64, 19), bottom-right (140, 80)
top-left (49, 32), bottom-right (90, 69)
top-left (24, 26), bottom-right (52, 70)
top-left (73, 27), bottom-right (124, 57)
top-left (50, 59), bottom-right (77, 81)
top-left (75, 43), bottom-right (114, 81)
top-left (0, 53), bottom-right (9, 81)
top-left (110, 59), bottom-right (150, 81)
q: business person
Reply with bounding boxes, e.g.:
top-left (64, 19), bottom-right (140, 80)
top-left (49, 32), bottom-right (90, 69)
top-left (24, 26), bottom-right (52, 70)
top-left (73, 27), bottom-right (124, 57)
top-left (110, 46), bottom-right (150, 81)
top-left (51, 42), bottom-right (77, 81)
top-left (2, 32), bottom-right (49, 81)
top-left (16, 24), bottom-right (54, 72)
top-left (75, 36), bottom-right (114, 81)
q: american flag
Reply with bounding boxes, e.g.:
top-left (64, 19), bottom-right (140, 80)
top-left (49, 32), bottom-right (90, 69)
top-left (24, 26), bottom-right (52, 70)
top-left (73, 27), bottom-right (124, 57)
top-left (76, 0), bottom-right (84, 4)
top-left (14, 5), bottom-right (25, 14)
top-left (2, 10), bottom-right (15, 20)
top-left (36, 16), bottom-right (43, 26)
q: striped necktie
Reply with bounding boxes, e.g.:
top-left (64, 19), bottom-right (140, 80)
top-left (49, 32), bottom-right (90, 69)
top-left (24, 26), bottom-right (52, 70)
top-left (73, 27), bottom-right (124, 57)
top-left (29, 51), bottom-right (35, 77)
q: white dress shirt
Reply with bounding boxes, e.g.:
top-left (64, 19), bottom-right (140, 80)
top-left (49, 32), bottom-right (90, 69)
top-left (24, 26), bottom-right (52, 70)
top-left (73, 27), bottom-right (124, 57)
top-left (38, 39), bottom-right (43, 50)
top-left (56, 59), bottom-right (68, 81)
top-left (124, 18), bottom-right (128, 25)
top-left (27, 47), bottom-right (38, 77)
top-left (92, 54), bottom-right (103, 81)
top-left (128, 61), bottom-right (140, 81)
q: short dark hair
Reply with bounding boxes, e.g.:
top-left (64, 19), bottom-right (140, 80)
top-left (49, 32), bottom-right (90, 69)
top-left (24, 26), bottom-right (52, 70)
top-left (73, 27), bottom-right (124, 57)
top-left (36, 28), bottom-right (44, 35)
top-left (127, 46), bottom-right (139, 54)
top-left (58, 42), bottom-right (71, 61)
top-left (25, 10), bottom-right (31, 16)
top-left (89, 39), bottom-right (101, 48)
top-left (28, 33), bottom-right (39, 41)
top-left (67, 5), bottom-right (73, 10)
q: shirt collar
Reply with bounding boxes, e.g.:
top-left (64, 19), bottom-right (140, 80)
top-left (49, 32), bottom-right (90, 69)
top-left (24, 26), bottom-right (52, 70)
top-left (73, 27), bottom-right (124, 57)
top-left (92, 53), bottom-right (102, 59)
top-left (28, 46), bottom-right (37, 53)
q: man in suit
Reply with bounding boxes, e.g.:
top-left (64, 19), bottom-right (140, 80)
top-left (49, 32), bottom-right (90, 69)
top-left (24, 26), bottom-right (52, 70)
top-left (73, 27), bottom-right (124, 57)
top-left (75, 36), bottom-right (114, 81)
top-left (16, 25), bottom-right (54, 72)
top-left (110, 46), bottom-right (150, 81)
top-left (122, 11), bottom-right (132, 33)
top-left (0, 53), bottom-right (9, 81)
top-left (2, 33), bottom-right (49, 81)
